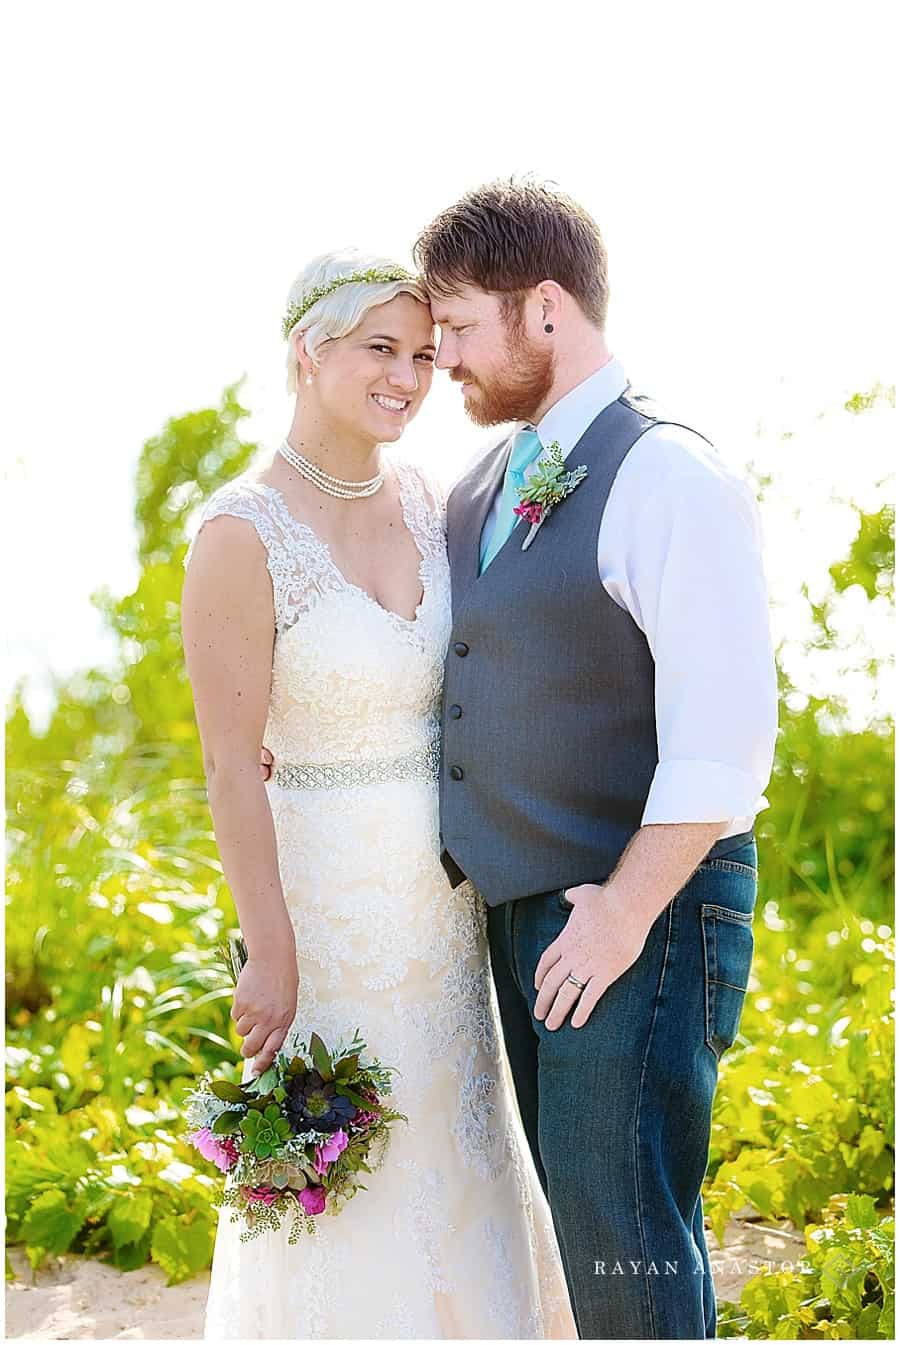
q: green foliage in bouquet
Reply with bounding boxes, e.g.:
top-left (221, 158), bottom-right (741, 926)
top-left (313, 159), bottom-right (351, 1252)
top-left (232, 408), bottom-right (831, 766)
top-left (240, 1105), bottom-right (293, 1158)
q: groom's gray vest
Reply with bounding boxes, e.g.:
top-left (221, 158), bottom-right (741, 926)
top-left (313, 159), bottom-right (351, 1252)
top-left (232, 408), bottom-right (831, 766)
top-left (439, 390), bottom-right (746, 907)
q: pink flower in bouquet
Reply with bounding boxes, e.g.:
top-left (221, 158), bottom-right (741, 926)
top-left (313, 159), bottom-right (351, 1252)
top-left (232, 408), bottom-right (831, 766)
top-left (313, 1128), bottom-right (348, 1175)
top-left (245, 1185), bottom-right (279, 1206)
top-left (513, 501), bottom-right (544, 526)
top-left (296, 1184), bottom-right (327, 1215)
top-left (188, 1127), bottom-right (239, 1172)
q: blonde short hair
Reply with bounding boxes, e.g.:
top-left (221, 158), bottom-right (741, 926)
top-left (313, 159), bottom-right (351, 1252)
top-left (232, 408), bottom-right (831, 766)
top-left (283, 248), bottom-right (430, 394)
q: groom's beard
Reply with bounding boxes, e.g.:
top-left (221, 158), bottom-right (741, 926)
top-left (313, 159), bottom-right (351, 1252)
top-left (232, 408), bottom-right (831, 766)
top-left (453, 325), bottom-right (556, 428)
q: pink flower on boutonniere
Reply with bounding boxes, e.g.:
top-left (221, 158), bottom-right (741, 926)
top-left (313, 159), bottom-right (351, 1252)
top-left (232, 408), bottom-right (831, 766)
top-left (514, 441), bottom-right (588, 551)
top-left (513, 501), bottom-right (545, 527)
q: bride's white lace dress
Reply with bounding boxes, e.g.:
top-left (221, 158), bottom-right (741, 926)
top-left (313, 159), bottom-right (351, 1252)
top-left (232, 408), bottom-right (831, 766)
top-left (186, 456), bottom-right (576, 1340)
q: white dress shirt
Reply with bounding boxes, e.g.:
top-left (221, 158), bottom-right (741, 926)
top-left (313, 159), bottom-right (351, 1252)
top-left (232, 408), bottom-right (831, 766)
top-left (480, 358), bottom-right (778, 839)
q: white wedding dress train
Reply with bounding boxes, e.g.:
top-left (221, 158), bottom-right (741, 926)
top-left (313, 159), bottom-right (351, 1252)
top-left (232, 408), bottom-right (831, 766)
top-left (187, 458), bottom-right (576, 1339)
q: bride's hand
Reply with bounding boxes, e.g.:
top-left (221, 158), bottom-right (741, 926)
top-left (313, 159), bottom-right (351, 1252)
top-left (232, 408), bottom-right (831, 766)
top-left (258, 745), bottom-right (274, 782)
top-left (231, 952), bottom-right (298, 1076)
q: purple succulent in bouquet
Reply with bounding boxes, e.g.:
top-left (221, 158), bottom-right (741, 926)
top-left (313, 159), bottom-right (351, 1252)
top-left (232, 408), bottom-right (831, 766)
top-left (285, 1069), bottom-right (358, 1134)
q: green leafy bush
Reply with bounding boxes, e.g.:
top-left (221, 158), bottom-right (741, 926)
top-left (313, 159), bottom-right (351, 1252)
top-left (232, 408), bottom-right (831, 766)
top-left (705, 911), bottom-right (893, 1240)
top-left (718, 1195), bottom-right (894, 1339)
top-left (6, 1085), bottom-right (218, 1282)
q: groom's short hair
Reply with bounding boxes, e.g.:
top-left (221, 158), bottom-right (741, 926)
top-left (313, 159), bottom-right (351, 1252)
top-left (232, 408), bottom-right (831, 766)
top-left (414, 177), bottom-right (608, 328)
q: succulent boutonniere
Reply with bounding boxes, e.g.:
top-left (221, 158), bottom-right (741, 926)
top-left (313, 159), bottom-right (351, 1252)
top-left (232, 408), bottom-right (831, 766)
top-left (512, 441), bottom-right (589, 550)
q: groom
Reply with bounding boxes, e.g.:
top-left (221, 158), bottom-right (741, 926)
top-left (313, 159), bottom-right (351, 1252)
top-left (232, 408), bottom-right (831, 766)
top-left (413, 179), bottom-right (778, 1340)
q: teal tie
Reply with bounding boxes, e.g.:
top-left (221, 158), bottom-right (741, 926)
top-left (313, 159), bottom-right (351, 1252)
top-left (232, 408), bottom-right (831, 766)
top-left (479, 428), bottom-right (543, 573)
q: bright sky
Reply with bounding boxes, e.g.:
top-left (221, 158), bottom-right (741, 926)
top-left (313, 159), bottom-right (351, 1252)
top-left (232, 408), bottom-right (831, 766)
top-left (4, 2), bottom-right (896, 728)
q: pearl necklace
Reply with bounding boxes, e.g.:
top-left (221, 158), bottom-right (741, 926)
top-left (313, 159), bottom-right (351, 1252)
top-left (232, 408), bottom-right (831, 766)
top-left (278, 439), bottom-right (384, 499)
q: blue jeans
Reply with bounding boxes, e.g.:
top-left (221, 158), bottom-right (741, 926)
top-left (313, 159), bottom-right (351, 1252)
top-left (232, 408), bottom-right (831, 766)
top-left (486, 839), bottom-right (758, 1340)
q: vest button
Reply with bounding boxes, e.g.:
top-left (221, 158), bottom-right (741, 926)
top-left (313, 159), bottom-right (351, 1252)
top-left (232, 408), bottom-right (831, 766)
top-left (449, 765), bottom-right (464, 781)
top-left (449, 704), bottom-right (463, 720)
top-left (453, 641), bottom-right (469, 657)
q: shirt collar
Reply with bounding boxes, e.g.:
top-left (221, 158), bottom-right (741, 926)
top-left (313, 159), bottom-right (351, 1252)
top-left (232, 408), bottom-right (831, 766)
top-left (529, 356), bottom-right (628, 460)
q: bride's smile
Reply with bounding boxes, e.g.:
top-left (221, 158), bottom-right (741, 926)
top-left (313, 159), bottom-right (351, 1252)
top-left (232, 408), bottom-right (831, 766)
top-left (291, 292), bottom-right (437, 464)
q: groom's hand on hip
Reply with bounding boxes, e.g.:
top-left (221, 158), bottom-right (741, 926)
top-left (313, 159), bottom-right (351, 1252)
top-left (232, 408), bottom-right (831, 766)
top-left (534, 884), bottom-right (649, 1031)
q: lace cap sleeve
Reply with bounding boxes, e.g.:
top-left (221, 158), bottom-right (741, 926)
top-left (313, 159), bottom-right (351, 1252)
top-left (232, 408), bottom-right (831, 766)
top-left (183, 479), bottom-right (279, 570)
top-left (393, 456), bottom-right (447, 553)
top-left (184, 477), bottom-right (342, 637)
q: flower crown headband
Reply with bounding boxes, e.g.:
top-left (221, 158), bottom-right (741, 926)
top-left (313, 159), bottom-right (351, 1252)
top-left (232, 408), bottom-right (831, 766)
top-left (281, 267), bottom-right (417, 340)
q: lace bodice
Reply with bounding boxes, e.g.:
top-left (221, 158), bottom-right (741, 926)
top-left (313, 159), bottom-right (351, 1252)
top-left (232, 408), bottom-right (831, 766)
top-left (185, 456), bottom-right (452, 764)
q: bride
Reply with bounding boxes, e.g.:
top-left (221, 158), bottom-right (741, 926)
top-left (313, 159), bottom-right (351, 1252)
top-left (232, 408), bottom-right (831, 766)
top-left (181, 249), bottom-right (576, 1339)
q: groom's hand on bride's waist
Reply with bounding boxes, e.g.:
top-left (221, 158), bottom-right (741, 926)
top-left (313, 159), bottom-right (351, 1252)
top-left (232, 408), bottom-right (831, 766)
top-left (533, 883), bottom-right (648, 1032)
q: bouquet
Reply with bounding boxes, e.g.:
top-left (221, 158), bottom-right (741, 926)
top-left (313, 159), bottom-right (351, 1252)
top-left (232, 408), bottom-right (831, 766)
top-left (183, 932), bottom-right (406, 1242)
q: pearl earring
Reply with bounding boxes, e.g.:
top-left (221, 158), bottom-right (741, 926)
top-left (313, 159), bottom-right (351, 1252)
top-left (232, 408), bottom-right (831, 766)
top-left (305, 373), bottom-right (313, 387)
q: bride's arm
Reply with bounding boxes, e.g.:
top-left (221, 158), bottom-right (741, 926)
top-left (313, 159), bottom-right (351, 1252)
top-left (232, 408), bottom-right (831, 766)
top-left (181, 514), bottom-right (298, 1075)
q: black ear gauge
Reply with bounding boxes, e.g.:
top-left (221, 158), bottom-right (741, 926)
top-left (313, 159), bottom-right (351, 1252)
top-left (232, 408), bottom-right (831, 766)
top-left (544, 322), bottom-right (554, 333)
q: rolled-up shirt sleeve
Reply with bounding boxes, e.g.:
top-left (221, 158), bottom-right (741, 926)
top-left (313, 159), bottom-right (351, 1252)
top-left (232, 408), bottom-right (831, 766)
top-left (598, 425), bottom-right (778, 828)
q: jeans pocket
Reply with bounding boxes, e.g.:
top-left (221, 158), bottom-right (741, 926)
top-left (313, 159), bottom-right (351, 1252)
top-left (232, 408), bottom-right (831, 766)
top-left (698, 839), bottom-right (758, 879)
top-left (701, 903), bottom-right (754, 1060)
top-left (699, 856), bottom-right (758, 878)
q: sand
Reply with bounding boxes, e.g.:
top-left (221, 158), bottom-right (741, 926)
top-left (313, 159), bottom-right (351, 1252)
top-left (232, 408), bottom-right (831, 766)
top-left (5, 1215), bottom-right (806, 1339)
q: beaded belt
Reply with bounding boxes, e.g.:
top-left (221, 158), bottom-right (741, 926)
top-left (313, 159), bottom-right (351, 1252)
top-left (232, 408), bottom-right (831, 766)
top-left (272, 738), bottom-right (440, 790)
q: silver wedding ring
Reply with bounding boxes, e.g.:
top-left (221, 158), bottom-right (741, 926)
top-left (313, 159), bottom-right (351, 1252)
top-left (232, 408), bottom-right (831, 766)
top-left (565, 972), bottom-right (588, 991)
